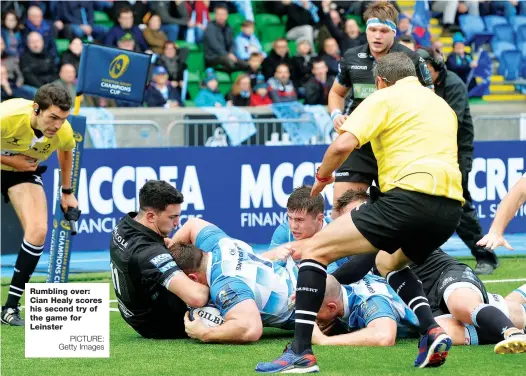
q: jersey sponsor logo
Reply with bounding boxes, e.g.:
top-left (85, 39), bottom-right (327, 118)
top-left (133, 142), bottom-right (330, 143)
top-left (6, 137), bottom-right (21, 146)
top-left (109, 54), bottom-right (131, 79)
top-left (364, 277), bottom-right (376, 294)
top-left (350, 65), bottom-right (367, 70)
top-left (217, 284), bottom-right (239, 310)
top-left (357, 52), bottom-right (368, 58)
top-left (362, 300), bottom-right (380, 320)
top-left (32, 143), bottom-right (51, 154)
top-left (296, 287), bottom-right (318, 293)
top-left (335, 172), bottom-right (349, 177)
top-left (159, 261), bottom-right (177, 273)
top-left (439, 276), bottom-right (456, 290)
top-left (352, 84), bottom-right (376, 99)
top-left (149, 253), bottom-right (172, 267)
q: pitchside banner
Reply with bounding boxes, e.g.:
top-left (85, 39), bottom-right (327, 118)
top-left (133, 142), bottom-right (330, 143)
top-left (41, 141), bottom-right (525, 251)
top-left (77, 44), bottom-right (151, 104)
top-left (46, 116), bottom-right (86, 282)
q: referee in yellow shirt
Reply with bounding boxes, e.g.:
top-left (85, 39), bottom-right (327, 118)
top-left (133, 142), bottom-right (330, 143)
top-left (1, 83), bottom-right (78, 326)
top-left (256, 53), bottom-right (464, 373)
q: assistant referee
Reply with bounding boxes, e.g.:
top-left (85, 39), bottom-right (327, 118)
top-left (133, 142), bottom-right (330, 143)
top-left (256, 52), bottom-right (464, 373)
top-left (1, 83), bottom-right (79, 326)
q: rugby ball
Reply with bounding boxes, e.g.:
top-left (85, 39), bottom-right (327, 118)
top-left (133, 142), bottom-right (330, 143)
top-left (189, 305), bottom-right (225, 327)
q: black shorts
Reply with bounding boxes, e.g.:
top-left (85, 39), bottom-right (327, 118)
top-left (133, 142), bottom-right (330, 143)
top-left (1, 166), bottom-right (47, 203)
top-left (351, 188), bottom-right (462, 265)
top-left (127, 290), bottom-right (189, 339)
top-left (429, 264), bottom-right (488, 316)
top-left (335, 143), bottom-right (378, 184)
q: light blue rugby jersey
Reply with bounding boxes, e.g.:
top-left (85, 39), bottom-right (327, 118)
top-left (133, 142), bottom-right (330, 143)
top-left (268, 216), bottom-right (350, 273)
top-left (341, 274), bottom-right (419, 334)
top-left (196, 225), bottom-right (298, 329)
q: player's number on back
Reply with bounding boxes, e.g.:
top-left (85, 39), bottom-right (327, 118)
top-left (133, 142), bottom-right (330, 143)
top-left (110, 262), bottom-right (122, 296)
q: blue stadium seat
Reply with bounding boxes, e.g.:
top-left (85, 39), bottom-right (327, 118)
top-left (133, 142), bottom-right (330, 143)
top-left (520, 42), bottom-right (526, 58)
top-left (491, 40), bottom-right (517, 59)
top-left (459, 15), bottom-right (493, 49)
top-left (494, 24), bottom-right (516, 44)
top-left (512, 15), bottom-right (526, 32)
top-left (484, 15), bottom-right (508, 33)
top-left (498, 50), bottom-right (522, 80)
top-left (518, 24), bottom-right (526, 44)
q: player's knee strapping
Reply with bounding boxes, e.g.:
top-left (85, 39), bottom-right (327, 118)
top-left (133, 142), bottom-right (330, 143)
top-left (6, 239), bottom-right (43, 308)
top-left (293, 259), bottom-right (327, 353)
top-left (386, 267), bottom-right (436, 334)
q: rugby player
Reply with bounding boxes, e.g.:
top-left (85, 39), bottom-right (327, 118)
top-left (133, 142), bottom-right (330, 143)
top-left (169, 217), bottom-right (298, 343)
top-left (328, 1), bottom-right (433, 201)
top-left (109, 180), bottom-right (210, 339)
top-left (331, 189), bottom-right (526, 354)
top-left (256, 52), bottom-right (464, 373)
top-left (1, 84), bottom-right (79, 326)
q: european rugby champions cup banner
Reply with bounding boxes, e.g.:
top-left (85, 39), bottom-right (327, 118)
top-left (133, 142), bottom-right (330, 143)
top-left (40, 141), bottom-right (526, 252)
top-left (77, 44), bottom-right (151, 103)
top-left (47, 116), bottom-right (86, 282)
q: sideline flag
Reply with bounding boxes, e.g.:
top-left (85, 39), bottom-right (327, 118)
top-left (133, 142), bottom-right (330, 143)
top-left (77, 44), bottom-right (151, 104)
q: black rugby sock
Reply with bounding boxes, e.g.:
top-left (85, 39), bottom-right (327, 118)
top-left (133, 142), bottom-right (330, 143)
top-left (387, 267), bottom-right (437, 335)
top-left (472, 304), bottom-right (517, 342)
top-left (5, 239), bottom-right (43, 308)
top-left (291, 259), bottom-right (327, 354)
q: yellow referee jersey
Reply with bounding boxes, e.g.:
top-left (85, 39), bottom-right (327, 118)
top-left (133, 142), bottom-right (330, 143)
top-left (340, 76), bottom-right (465, 204)
top-left (1, 99), bottom-right (75, 172)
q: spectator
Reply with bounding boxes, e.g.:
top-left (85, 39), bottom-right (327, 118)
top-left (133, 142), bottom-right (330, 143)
top-left (291, 39), bottom-right (314, 90)
top-left (151, 0), bottom-right (189, 41)
top-left (320, 37), bottom-right (340, 76)
top-left (60, 37), bottom-right (83, 75)
top-left (398, 34), bottom-right (416, 51)
top-left (185, 1), bottom-right (210, 44)
top-left (280, 0), bottom-right (318, 48)
top-left (1, 1), bottom-right (27, 20)
top-left (20, 32), bottom-right (57, 88)
top-left (233, 0), bottom-right (255, 21)
top-left (261, 38), bottom-right (293, 80)
top-left (431, 0), bottom-right (479, 34)
top-left (53, 63), bottom-right (78, 104)
top-left (1, 36), bottom-right (35, 100)
top-left (432, 40), bottom-right (444, 58)
top-left (144, 66), bottom-right (183, 108)
top-left (320, 2), bottom-right (365, 52)
top-left (226, 74), bottom-right (252, 106)
top-left (1, 64), bottom-right (15, 101)
top-left (317, 9), bottom-right (341, 54)
top-left (247, 52), bottom-right (264, 88)
top-left (117, 33), bottom-right (137, 51)
top-left (446, 33), bottom-right (477, 89)
top-left (250, 78), bottom-right (273, 106)
top-left (203, 4), bottom-right (247, 72)
top-left (1, 11), bottom-right (22, 57)
top-left (351, 0), bottom-right (403, 17)
top-left (235, 20), bottom-right (264, 62)
top-left (397, 14), bottom-right (411, 37)
top-left (24, 5), bottom-right (57, 59)
top-left (105, 7), bottom-right (149, 52)
top-left (304, 58), bottom-right (334, 105)
top-left (157, 41), bottom-right (184, 88)
top-left (143, 13), bottom-right (168, 55)
top-left (112, 0), bottom-right (150, 26)
top-left (195, 68), bottom-right (226, 107)
top-left (57, 1), bottom-right (107, 41)
top-left (267, 63), bottom-right (297, 103)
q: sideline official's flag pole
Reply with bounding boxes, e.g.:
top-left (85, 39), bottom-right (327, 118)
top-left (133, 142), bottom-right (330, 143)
top-left (46, 44), bottom-right (151, 283)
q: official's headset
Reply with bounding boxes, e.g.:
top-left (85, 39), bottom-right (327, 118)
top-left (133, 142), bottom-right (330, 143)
top-left (417, 48), bottom-right (445, 72)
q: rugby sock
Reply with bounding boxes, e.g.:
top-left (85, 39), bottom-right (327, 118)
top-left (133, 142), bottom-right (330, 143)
top-left (464, 324), bottom-right (479, 345)
top-left (5, 240), bottom-right (43, 308)
top-left (292, 259), bottom-right (327, 354)
top-left (471, 304), bottom-right (517, 342)
top-left (386, 267), bottom-right (437, 334)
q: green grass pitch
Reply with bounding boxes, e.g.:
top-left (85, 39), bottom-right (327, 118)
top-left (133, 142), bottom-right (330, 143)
top-left (2, 257), bottom-right (526, 376)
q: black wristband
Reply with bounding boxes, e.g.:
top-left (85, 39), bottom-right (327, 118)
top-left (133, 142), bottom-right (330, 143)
top-left (62, 187), bottom-right (73, 195)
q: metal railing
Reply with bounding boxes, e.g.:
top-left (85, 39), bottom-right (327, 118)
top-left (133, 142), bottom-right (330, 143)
top-left (86, 120), bottom-right (163, 147)
top-left (165, 118), bottom-right (325, 147)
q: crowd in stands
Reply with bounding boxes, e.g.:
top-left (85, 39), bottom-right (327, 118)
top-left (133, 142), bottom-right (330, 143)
top-left (1, 0), bottom-right (525, 108)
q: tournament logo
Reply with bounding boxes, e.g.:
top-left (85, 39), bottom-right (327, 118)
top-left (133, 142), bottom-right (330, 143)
top-left (73, 132), bottom-right (83, 142)
top-left (109, 54), bottom-right (130, 79)
top-left (53, 219), bottom-right (58, 229)
top-left (60, 220), bottom-right (71, 231)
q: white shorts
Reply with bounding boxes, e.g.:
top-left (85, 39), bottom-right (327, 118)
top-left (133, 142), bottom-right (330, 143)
top-left (488, 293), bottom-right (510, 318)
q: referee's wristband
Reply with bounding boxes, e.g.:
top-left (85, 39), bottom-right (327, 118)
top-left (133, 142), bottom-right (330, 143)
top-left (62, 187), bottom-right (73, 195)
top-left (330, 109), bottom-right (342, 122)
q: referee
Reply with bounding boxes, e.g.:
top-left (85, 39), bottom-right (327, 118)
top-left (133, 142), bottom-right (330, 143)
top-left (417, 47), bottom-right (499, 275)
top-left (328, 2), bottom-right (433, 201)
top-left (1, 84), bottom-right (78, 326)
top-left (109, 180), bottom-right (210, 339)
top-left (256, 53), bottom-right (463, 373)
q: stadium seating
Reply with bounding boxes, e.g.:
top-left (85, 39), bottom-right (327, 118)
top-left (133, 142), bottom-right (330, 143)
top-left (491, 40), bottom-right (517, 59)
top-left (483, 15), bottom-right (509, 33)
top-left (494, 24), bottom-right (516, 44)
top-left (518, 25), bottom-right (526, 44)
top-left (497, 50), bottom-right (523, 80)
top-left (458, 15), bottom-right (494, 49)
top-left (512, 15), bottom-right (526, 32)
top-left (55, 39), bottom-right (70, 55)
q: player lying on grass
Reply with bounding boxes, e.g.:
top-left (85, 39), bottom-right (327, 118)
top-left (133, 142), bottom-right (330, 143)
top-left (269, 185), bottom-right (364, 273)
top-left (330, 189), bottom-right (526, 354)
top-left (506, 284), bottom-right (526, 305)
top-left (168, 217), bottom-right (298, 343)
